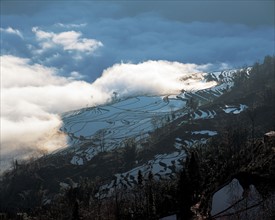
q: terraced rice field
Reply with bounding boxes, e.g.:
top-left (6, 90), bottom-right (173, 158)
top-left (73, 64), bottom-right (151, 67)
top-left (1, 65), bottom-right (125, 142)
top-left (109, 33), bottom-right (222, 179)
top-left (58, 69), bottom-right (249, 190)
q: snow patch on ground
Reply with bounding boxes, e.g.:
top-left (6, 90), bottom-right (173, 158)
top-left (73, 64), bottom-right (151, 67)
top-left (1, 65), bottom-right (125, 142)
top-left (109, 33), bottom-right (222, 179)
top-left (99, 150), bottom-right (187, 194)
top-left (184, 138), bottom-right (208, 147)
top-left (70, 155), bottom-right (84, 165)
top-left (174, 142), bottom-right (182, 150)
top-left (192, 130), bottom-right (218, 136)
top-left (193, 110), bottom-right (216, 119)
top-left (223, 104), bottom-right (247, 114)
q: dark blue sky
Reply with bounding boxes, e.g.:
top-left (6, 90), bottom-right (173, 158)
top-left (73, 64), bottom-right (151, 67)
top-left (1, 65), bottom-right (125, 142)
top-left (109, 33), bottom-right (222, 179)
top-left (1, 0), bottom-right (274, 81)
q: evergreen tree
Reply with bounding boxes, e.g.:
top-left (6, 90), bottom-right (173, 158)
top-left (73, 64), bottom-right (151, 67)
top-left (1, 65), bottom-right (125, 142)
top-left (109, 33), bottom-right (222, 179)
top-left (187, 151), bottom-right (201, 202)
top-left (138, 170), bottom-right (143, 186)
top-left (177, 169), bottom-right (193, 219)
top-left (72, 201), bottom-right (80, 220)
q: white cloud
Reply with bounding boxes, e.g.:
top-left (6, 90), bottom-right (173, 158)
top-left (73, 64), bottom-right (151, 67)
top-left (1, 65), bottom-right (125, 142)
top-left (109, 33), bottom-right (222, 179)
top-left (92, 60), bottom-right (216, 97)
top-left (32, 27), bottom-right (103, 53)
top-left (69, 71), bottom-right (85, 80)
top-left (1, 55), bottom-right (67, 88)
top-left (0, 27), bottom-right (23, 38)
top-left (55, 23), bottom-right (87, 28)
top-left (1, 55), bottom-right (215, 169)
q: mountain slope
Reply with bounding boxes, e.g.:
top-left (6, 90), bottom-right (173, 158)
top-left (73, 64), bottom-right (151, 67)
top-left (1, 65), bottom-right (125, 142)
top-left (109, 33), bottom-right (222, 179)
top-left (2, 57), bottom-right (274, 219)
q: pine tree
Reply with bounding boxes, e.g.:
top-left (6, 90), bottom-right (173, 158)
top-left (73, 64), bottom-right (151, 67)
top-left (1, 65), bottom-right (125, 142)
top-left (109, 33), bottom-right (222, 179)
top-left (138, 170), bottom-right (143, 186)
top-left (177, 169), bottom-right (193, 219)
top-left (187, 151), bottom-right (201, 202)
top-left (72, 201), bottom-right (80, 220)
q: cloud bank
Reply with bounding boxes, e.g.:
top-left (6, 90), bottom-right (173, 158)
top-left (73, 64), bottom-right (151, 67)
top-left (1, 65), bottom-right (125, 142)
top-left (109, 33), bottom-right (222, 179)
top-left (1, 1), bottom-right (274, 81)
top-left (1, 55), bottom-right (215, 168)
top-left (92, 61), bottom-right (216, 97)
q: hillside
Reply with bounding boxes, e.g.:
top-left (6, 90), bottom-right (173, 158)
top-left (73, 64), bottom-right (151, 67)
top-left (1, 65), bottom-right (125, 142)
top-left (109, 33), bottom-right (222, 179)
top-left (0, 55), bottom-right (274, 219)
